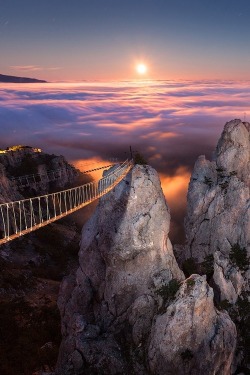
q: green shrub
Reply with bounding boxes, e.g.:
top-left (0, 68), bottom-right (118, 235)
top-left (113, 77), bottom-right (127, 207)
top-left (155, 279), bottom-right (181, 303)
top-left (233, 292), bottom-right (250, 372)
top-left (133, 152), bottom-right (147, 165)
top-left (201, 254), bottom-right (214, 278)
top-left (186, 278), bottom-right (195, 288)
top-left (216, 299), bottom-right (232, 311)
top-left (229, 243), bottom-right (249, 271)
top-left (182, 258), bottom-right (198, 277)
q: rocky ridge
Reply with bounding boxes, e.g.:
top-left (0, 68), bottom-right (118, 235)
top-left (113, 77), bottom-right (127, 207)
top-left (183, 119), bottom-right (249, 304)
top-left (0, 146), bottom-right (79, 199)
top-left (0, 73), bottom-right (47, 83)
top-left (182, 119), bottom-right (250, 371)
top-left (0, 147), bottom-right (91, 375)
top-left (56, 163), bottom-right (237, 374)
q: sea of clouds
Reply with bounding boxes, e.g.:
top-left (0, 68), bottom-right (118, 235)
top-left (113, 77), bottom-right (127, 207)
top-left (0, 80), bottom-right (249, 242)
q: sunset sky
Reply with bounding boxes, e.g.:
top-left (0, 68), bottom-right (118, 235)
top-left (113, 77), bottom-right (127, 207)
top-left (1, 0), bottom-right (250, 243)
top-left (0, 79), bottom-right (249, 241)
top-left (1, 0), bottom-right (250, 81)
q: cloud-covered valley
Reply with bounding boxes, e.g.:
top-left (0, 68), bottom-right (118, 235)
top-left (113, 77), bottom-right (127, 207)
top-left (0, 80), bottom-right (249, 242)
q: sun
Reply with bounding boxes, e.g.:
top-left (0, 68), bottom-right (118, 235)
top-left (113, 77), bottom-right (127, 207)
top-left (136, 63), bottom-right (147, 75)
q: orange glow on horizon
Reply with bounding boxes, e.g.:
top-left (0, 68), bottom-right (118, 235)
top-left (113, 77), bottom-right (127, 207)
top-left (73, 157), bottom-right (117, 181)
top-left (160, 167), bottom-right (191, 208)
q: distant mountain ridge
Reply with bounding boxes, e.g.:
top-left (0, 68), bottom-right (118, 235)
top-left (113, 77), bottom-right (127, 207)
top-left (0, 73), bottom-right (47, 83)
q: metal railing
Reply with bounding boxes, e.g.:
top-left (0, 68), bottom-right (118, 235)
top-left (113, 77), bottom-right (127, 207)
top-left (10, 160), bottom-right (118, 188)
top-left (0, 160), bottom-right (133, 245)
top-left (10, 167), bottom-right (78, 188)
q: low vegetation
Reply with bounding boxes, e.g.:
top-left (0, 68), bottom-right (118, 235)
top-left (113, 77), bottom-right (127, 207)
top-left (8, 153), bottom-right (38, 176)
top-left (200, 254), bottom-right (214, 280)
top-left (186, 278), bottom-right (195, 288)
top-left (216, 292), bottom-right (250, 374)
top-left (133, 152), bottom-right (147, 165)
top-left (182, 257), bottom-right (198, 277)
top-left (216, 299), bottom-right (232, 312)
top-left (229, 243), bottom-right (249, 272)
top-left (155, 279), bottom-right (181, 303)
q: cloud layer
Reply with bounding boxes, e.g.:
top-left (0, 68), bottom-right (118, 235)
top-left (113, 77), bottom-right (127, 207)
top-left (0, 80), bottom-right (249, 242)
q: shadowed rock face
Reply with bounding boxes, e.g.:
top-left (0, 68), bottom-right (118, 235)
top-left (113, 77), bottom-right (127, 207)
top-left (56, 165), bottom-right (236, 375)
top-left (0, 149), bottom-right (79, 201)
top-left (184, 119), bottom-right (250, 303)
top-left (0, 148), bottom-right (85, 374)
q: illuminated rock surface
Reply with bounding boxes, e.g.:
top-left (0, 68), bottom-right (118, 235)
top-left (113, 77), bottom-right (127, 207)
top-left (56, 164), bottom-right (236, 374)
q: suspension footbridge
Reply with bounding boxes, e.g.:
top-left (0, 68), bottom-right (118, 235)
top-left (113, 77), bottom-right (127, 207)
top-left (11, 160), bottom-right (118, 188)
top-left (0, 160), bottom-right (133, 245)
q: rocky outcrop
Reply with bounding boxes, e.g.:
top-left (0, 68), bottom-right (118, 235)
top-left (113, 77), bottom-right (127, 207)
top-left (148, 275), bottom-right (236, 375)
top-left (0, 163), bottom-right (22, 203)
top-left (0, 147), bottom-right (85, 375)
top-left (0, 147), bottom-right (79, 200)
top-left (56, 165), bottom-right (236, 374)
top-left (57, 164), bottom-right (184, 374)
top-left (184, 119), bottom-right (250, 303)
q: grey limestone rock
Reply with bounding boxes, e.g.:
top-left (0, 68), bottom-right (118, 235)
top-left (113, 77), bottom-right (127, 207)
top-left (56, 164), bottom-right (236, 374)
top-left (56, 164), bottom-right (184, 374)
top-left (184, 119), bottom-right (250, 303)
top-left (148, 275), bottom-right (237, 375)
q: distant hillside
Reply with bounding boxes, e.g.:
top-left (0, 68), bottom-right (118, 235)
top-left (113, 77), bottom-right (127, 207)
top-left (0, 73), bottom-right (47, 83)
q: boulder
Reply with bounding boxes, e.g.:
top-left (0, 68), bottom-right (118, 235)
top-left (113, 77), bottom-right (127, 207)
top-left (56, 164), bottom-right (184, 374)
top-left (148, 275), bottom-right (237, 375)
top-left (184, 119), bottom-right (250, 303)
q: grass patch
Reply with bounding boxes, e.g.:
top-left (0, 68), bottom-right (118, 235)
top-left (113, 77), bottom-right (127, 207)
top-left (186, 278), bottom-right (195, 288)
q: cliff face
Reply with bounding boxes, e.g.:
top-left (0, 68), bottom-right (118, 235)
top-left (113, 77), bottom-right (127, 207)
top-left (0, 148), bottom-right (79, 198)
top-left (56, 165), bottom-right (236, 375)
top-left (149, 274), bottom-right (236, 375)
top-left (184, 119), bottom-right (250, 304)
top-left (0, 148), bottom-right (87, 375)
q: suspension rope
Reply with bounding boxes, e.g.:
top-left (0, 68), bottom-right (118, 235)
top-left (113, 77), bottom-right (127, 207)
top-left (10, 161), bottom-right (118, 188)
top-left (0, 160), bottom-right (133, 245)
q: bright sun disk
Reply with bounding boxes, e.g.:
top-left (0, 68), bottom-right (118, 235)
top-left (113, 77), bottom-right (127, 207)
top-left (136, 63), bottom-right (147, 75)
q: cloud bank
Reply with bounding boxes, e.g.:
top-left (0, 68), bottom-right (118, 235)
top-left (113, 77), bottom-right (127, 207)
top-left (0, 80), bottom-right (249, 242)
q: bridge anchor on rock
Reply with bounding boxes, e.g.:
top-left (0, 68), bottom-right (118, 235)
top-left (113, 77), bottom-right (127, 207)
top-left (0, 160), bottom-right (133, 245)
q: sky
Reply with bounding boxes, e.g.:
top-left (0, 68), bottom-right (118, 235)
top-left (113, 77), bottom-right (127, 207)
top-left (1, 0), bottom-right (250, 81)
top-left (0, 1), bottom-right (249, 242)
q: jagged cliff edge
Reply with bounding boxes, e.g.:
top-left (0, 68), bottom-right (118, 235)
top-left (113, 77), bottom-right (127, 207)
top-left (55, 120), bottom-right (249, 375)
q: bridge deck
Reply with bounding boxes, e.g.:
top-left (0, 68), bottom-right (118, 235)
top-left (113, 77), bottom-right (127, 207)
top-left (0, 160), bottom-right (133, 245)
